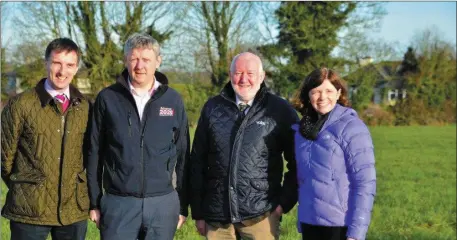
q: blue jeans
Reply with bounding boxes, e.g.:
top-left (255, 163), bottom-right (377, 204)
top-left (10, 220), bottom-right (87, 240)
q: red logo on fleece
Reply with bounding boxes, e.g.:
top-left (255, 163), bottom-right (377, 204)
top-left (159, 107), bottom-right (174, 116)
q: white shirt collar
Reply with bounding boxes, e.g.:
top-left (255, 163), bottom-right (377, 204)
top-left (235, 95), bottom-right (254, 107)
top-left (128, 76), bottom-right (161, 96)
top-left (44, 79), bottom-right (70, 99)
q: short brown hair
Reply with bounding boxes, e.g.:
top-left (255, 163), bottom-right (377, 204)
top-left (45, 38), bottom-right (81, 64)
top-left (291, 67), bottom-right (349, 116)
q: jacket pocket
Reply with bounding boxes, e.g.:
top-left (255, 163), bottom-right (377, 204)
top-left (35, 135), bottom-right (43, 159)
top-left (8, 172), bottom-right (46, 217)
top-left (128, 111), bottom-right (132, 137)
top-left (168, 145), bottom-right (178, 186)
top-left (161, 144), bottom-right (177, 170)
top-left (331, 171), bottom-right (345, 212)
top-left (75, 171), bottom-right (90, 211)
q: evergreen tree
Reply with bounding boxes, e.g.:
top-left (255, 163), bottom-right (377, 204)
top-left (259, 2), bottom-right (383, 97)
top-left (399, 47), bottom-right (419, 75)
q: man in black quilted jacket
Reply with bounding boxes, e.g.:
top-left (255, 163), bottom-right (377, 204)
top-left (190, 52), bottom-right (299, 239)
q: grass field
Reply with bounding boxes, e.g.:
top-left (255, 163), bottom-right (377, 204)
top-left (1, 125), bottom-right (456, 240)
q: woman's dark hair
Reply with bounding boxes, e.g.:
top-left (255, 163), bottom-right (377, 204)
top-left (291, 67), bottom-right (349, 117)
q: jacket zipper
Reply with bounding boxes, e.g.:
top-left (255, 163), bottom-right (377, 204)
top-left (227, 109), bottom-right (251, 222)
top-left (221, 92), bottom-right (264, 222)
top-left (120, 79), bottom-right (167, 198)
top-left (140, 132), bottom-right (144, 197)
top-left (61, 116), bottom-right (65, 137)
top-left (128, 111), bottom-right (132, 137)
top-left (139, 96), bottom-right (160, 197)
top-left (57, 112), bottom-right (67, 223)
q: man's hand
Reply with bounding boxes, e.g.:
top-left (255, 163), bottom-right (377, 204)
top-left (272, 205), bottom-right (283, 218)
top-left (89, 209), bottom-right (101, 229)
top-left (177, 215), bottom-right (187, 229)
top-left (195, 219), bottom-right (206, 236)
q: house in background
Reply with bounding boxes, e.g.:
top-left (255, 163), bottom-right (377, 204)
top-left (5, 67), bottom-right (92, 96)
top-left (345, 57), bottom-right (407, 106)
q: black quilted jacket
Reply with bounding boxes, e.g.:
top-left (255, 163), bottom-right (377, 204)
top-left (190, 82), bottom-right (299, 222)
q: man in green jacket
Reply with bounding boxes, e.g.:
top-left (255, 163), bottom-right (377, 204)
top-left (1, 38), bottom-right (90, 240)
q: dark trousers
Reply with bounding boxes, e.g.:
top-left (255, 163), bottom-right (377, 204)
top-left (10, 220), bottom-right (87, 240)
top-left (100, 191), bottom-right (180, 240)
top-left (301, 223), bottom-right (348, 240)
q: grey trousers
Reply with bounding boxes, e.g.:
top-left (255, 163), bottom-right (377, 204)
top-left (100, 191), bottom-right (180, 240)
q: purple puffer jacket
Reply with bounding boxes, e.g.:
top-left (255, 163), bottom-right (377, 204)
top-left (292, 104), bottom-right (376, 240)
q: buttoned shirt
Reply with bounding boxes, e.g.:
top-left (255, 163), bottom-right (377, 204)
top-left (44, 79), bottom-right (70, 102)
top-left (235, 95), bottom-right (254, 115)
top-left (128, 77), bottom-right (161, 120)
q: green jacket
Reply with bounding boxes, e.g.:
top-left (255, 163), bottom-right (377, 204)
top-left (1, 78), bottom-right (91, 226)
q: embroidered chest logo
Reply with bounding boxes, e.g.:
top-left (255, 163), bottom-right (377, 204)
top-left (322, 134), bottom-right (331, 140)
top-left (159, 107), bottom-right (174, 116)
top-left (256, 120), bottom-right (266, 126)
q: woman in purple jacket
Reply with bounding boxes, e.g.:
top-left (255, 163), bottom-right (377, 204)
top-left (291, 68), bottom-right (376, 240)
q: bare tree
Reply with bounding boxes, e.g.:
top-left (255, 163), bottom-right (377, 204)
top-left (173, 2), bottom-right (259, 86)
top-left (253, 2), bottom-right (281, 45)
top-left (12, 2), bottom-right (74, 41)
top-left (5, 2), bottom-right (176, 93)
top-left (333, 2), bottom-right (391, 64)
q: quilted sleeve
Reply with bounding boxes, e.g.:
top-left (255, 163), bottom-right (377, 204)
top-left (174, 97), bottom-right (191, 217)
top-left (343, 119), bottom-right (377, 240)
top-left (86, 93), bottom-right (107, 210)
top-left (1, 97), bottom-right (23, 187)
top-left (278, 104), bottom-right (300, 213)
top-left (189, 101), bottom-right (210, 220)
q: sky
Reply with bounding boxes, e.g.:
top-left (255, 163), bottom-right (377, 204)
top-left (370, 2), bottom-right (456, 48)
top-left (1, 2), bottom-right (456, 59)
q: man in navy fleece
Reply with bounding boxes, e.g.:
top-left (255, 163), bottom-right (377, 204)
top-left (86, 33), bottom-right (190, 240)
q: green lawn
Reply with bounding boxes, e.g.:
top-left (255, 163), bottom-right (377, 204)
top-left (1, 125), bottom-right (456, 240)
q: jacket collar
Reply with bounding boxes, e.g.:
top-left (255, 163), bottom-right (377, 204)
top-left (116, 69), bottom-right (169, 100)
top-left (116, 69), bottom-right (169, 90)
top-left (292, 104), bottom-right (357, 132)
top-left (36, 78), bottom-right (85, 108)
top-left (320, 104), bottom-right (357, 130)
top-left (220, 81), bottom-right (268, 107)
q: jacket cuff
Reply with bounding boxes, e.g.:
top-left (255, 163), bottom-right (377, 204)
top-left (180, 206), bottom-right (188, 217)
top-left (89, 201), bottom-right (100, 210)
top-left (191, 213), bottom-right (203, 220)
top-left (279, 196), bottom-right (296, 214)
top-left (89, 205), bottom-right (99, 210)
top-left (190, 205), bottom-right (203, 220)
top-left (347, 225), bottom-right (367, 240)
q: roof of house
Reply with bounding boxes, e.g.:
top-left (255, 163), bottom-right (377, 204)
top-left (345, 61), bottom-right (406, 89)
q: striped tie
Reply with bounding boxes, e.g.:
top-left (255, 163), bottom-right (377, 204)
top-left (238, 103), bottom-right (249, 118)
top-left (238, 103), bottom-right (249, 112)
top-left (55, 94), bottom-right (69, 112)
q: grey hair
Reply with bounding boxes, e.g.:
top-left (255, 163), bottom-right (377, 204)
top-left (123, 33), bottom-right (160, 58)
top-left (230, 52), bottom-right (264, 73)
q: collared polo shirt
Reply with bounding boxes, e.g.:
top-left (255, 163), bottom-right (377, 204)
top-left (128, 77), bottom-right (161, 120)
